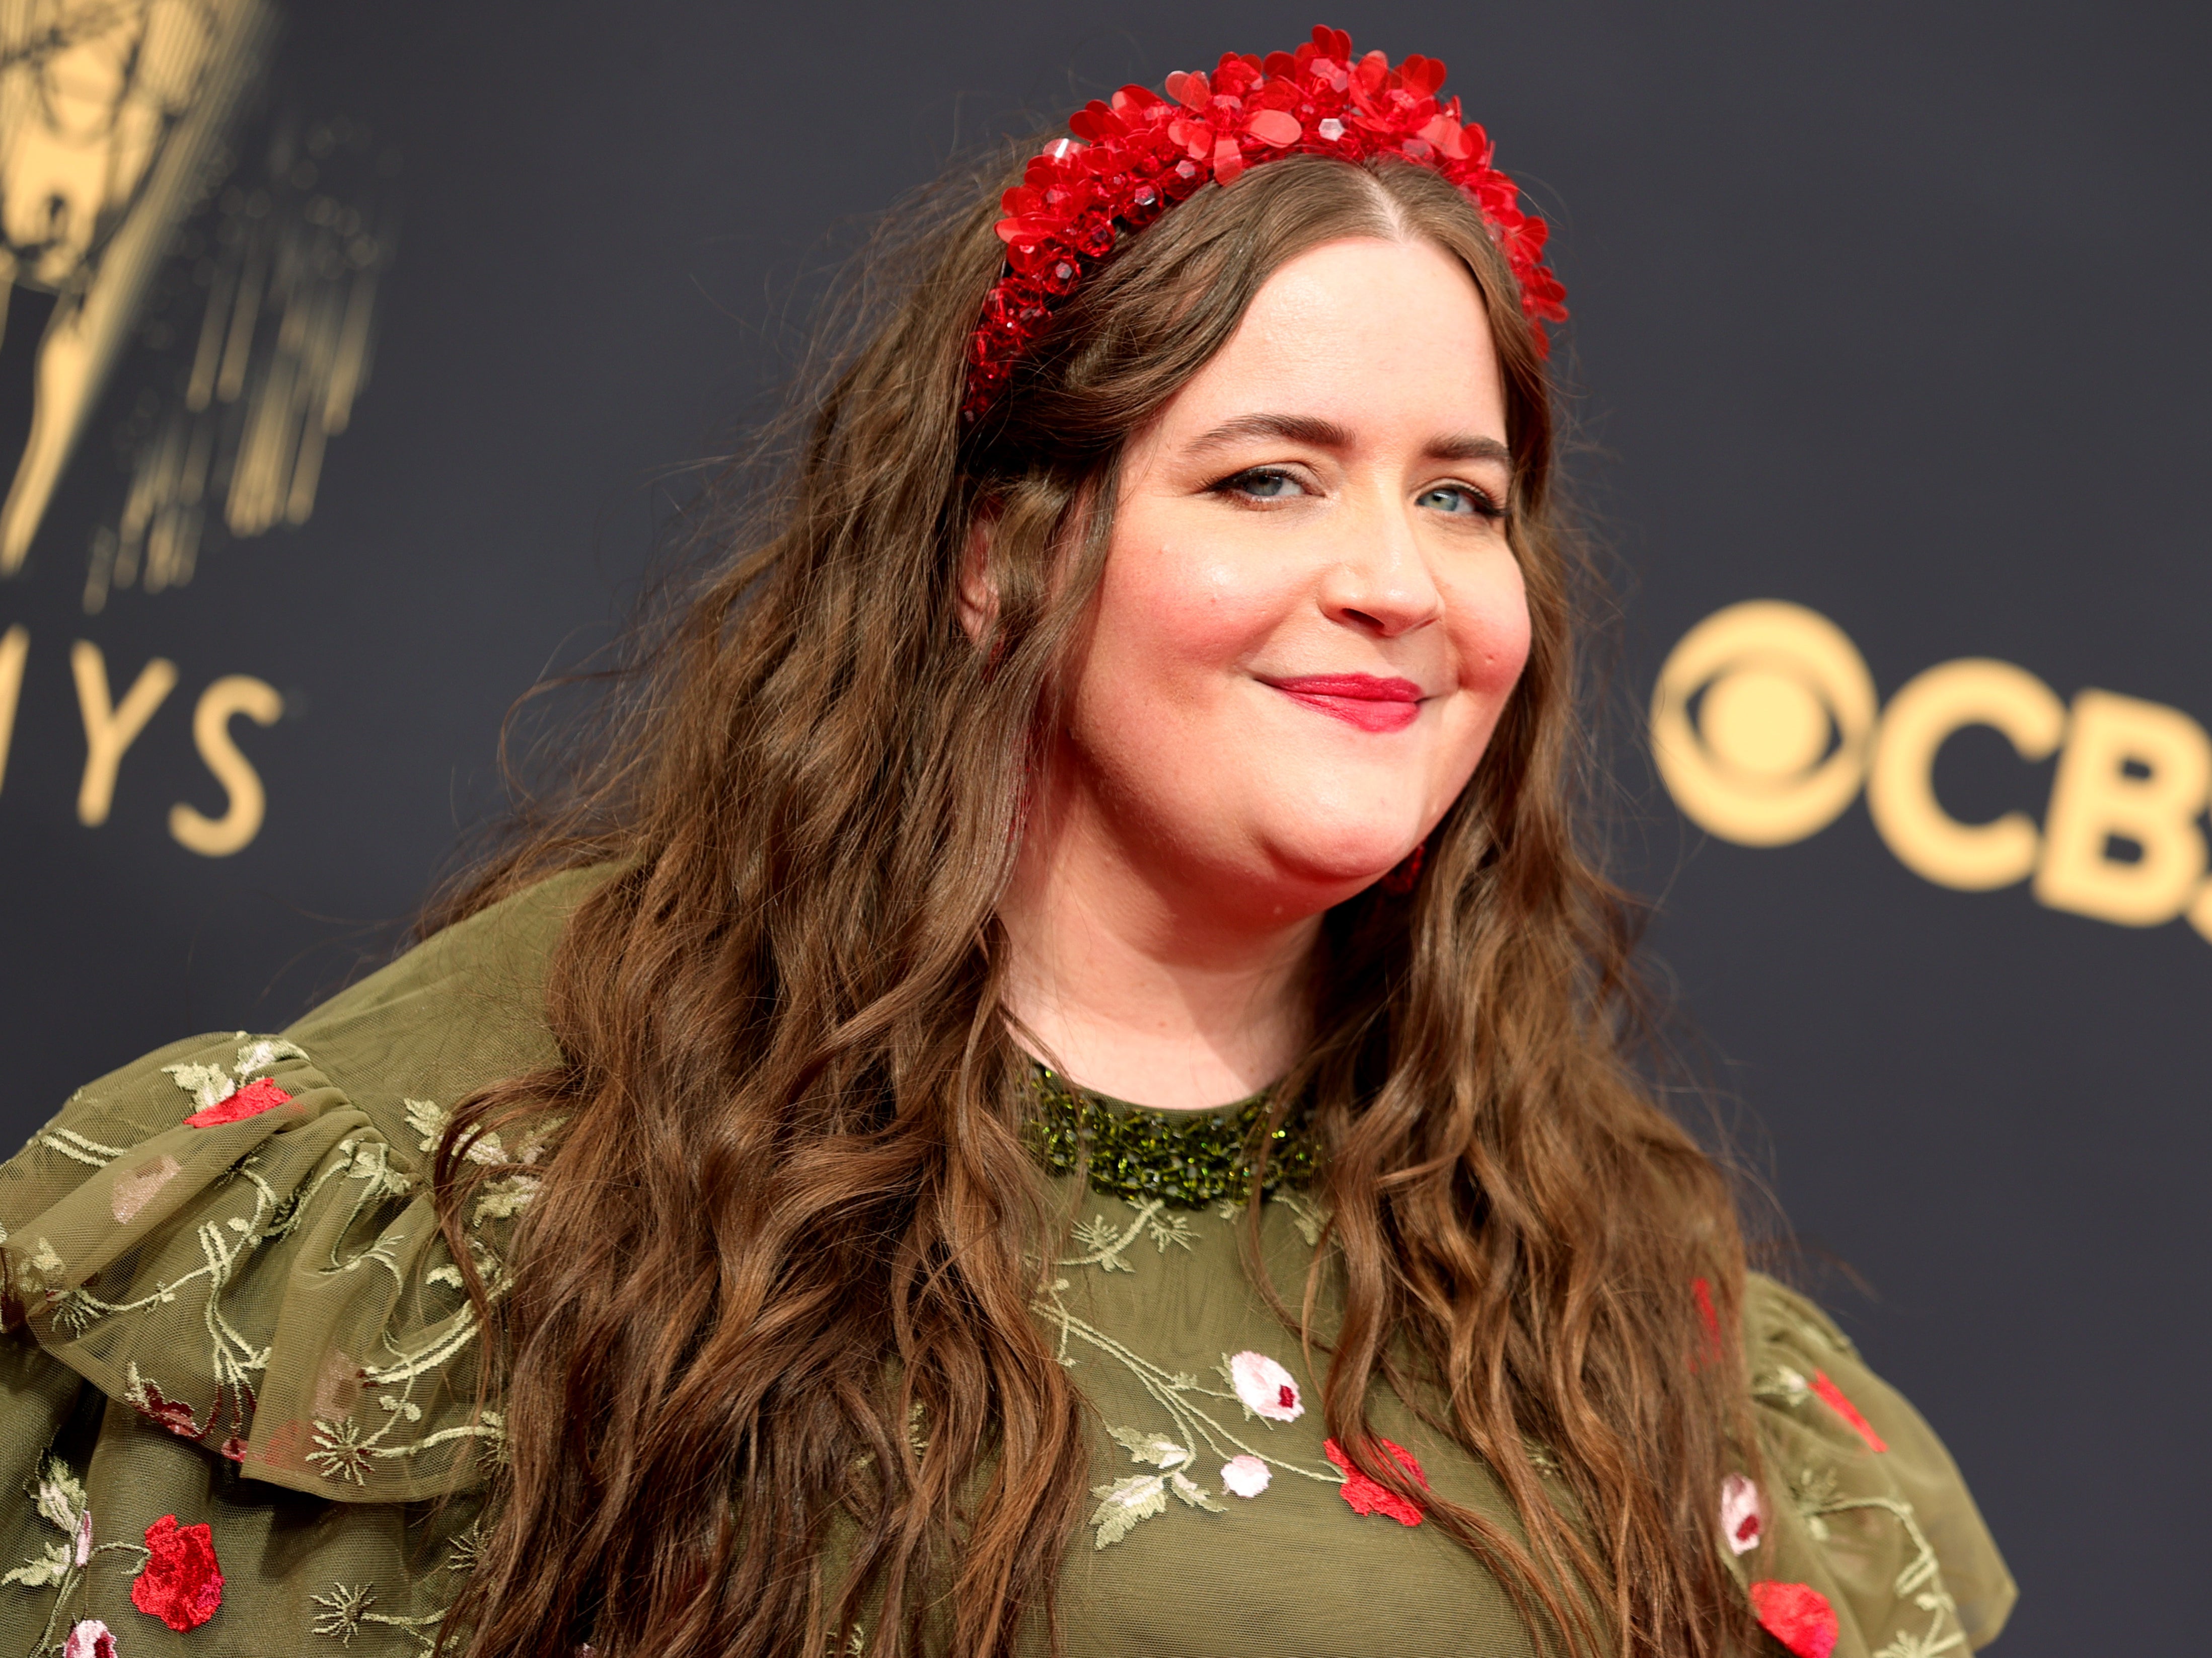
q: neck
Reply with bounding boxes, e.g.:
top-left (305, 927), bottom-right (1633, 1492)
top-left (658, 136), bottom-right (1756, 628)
top-left (995, 783), bottom-right (1321, 1112)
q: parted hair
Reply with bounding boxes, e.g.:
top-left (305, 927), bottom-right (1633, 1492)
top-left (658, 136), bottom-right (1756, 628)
top-left (425, 145), bottom-right (1759, 1658)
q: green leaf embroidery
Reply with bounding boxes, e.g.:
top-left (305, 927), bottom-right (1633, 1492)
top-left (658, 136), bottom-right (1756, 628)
top-left (1108, 1425), bottom-right (1190, 1469)
top-left (32, 1455), bottom-right (85, 1535)
top-left (1088, 1473), bottom-right (1168, 1547)
top-left (162, 1061), bottom-right (236, 1112)
top-left (402, 1098), bottom-right (447, 1154)
top-left (1, 1539), bottom-right (69, 1588)
top-left (235, 1038), bottom-right (308, 1075)
top-left (1168, 1470), bottom-right (1225, 1513)
top-left (471, 1173), bottom-right (540, 1226)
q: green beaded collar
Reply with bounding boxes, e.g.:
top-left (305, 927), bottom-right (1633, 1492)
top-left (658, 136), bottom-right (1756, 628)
top-left (1027, 1063), bottom-right (1316, 1209)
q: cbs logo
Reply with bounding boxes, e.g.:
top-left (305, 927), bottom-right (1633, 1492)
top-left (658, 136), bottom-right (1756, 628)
top-left (1652, 600), bottom-right (2212, 941)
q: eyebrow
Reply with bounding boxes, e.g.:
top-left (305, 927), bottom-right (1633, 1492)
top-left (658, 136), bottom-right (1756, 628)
top-left (1183, 412), bottom-right (1513, 473)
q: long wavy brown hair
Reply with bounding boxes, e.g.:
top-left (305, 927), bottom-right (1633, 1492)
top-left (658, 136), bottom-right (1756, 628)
top-left (425, 144), bottom-right (1758, 1658)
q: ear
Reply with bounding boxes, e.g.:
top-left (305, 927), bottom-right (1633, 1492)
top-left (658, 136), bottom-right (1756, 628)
top-left (957, 509), bottom-right (1000, 645)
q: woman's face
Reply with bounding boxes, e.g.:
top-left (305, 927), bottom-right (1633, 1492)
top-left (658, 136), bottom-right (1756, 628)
top-left (1046, 234), bottom-right (1531, 919)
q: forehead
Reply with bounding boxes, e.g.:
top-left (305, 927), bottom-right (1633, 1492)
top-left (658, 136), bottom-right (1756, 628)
top-left (1159, 236), bottom-right (1505, 445)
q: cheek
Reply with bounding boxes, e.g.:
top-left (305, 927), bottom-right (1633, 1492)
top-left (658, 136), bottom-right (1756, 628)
top-left (1084, 525), bottom-right (1291, 684)
top-left (1450, 557), bottom-right (1534, 702)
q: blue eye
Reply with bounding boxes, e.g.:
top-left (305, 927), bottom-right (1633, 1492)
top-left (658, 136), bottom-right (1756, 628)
top-left (1418, 484), bottom-right (1503, 519)
top-left (1224, 468), bottom-right (1303, 500)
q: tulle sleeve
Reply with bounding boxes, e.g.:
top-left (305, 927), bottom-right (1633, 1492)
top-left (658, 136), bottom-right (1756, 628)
top-left (0, 869), bottom-right (597, 1651)
top-left (1733, 1272), bottom-right (2017, 1657)
top-left (0, 1031), bottom-right (509, 1503)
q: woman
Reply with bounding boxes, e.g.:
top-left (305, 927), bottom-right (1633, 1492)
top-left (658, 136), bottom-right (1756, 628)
top-left (0, 28), bottom-right (2011, 1658)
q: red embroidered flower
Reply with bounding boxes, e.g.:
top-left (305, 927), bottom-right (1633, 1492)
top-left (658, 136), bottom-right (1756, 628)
top-left (133, 1377), bottom-right (203, 1439)
top-left (1810, 1370), bottom-right (1888, 1453)
top-left (1748, 1580), bottom-right (1839, 1658)
top-left (1324, 1436), bottom-right (1428, 1526)
top-left (129, 1514), bottom-right (224, 1631)
top-left (182, 1077), bottom-right (291, 1129)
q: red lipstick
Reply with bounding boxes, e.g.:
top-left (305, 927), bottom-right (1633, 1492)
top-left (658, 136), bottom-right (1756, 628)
top-left (1264, 673), bottom-right (1425, 733)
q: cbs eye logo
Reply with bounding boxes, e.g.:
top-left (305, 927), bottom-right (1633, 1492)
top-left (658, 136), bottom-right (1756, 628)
top-left (1649, 601), bottom-right (1877, 849)
top-left (1652, 599), bottom-right (2212, 942)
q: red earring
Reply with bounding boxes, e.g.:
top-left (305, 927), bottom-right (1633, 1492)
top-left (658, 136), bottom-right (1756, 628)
top-left (1381, 839), bottom-right (1427, 896)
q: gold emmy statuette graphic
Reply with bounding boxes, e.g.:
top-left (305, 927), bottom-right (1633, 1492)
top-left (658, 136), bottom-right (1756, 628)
top-left (0, 0), bottom-right (274, 577)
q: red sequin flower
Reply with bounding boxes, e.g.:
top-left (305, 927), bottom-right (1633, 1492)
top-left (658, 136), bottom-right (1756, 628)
top-left (182, 1077), bottom-right (291, 1129)
top-left (129, 1514), bottom-right (224, 1632)
top-left (1749, 1580), bottom-right (1839, 1658)
top-left (964, 25), bottom-right (1568, 423)
top-left (1811, 1370), bottom-right (1888, 1453)
top-left (1324, 1436), bottom-right (1428, 1526)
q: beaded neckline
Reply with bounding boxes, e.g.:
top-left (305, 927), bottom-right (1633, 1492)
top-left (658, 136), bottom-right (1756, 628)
top-left (1027, 1062), bottom-right (1316, 1210)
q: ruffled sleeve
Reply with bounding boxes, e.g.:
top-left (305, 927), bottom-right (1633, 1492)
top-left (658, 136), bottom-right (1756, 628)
top-left (1732, 1273), bottom-right (2016, 1657)
top-left (0, 869), bottom-right (597, 1651)
top-left (0, 1032), bottom-right (509, 1504)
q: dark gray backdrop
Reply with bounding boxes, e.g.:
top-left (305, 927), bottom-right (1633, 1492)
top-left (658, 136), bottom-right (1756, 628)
top-left (3, 5), bottom-right (2203, 1652)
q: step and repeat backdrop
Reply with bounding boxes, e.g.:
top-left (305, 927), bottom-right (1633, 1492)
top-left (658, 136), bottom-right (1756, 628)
top-left (0, 3), bottom-right (2200, 1651)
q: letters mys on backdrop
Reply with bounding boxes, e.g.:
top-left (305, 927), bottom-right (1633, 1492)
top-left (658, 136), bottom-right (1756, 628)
top-left (0, 2), bottom-right (397, 859)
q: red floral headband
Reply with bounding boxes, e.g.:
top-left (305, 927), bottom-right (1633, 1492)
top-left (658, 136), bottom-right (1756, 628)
top-left (962, 25), bottom-right (1569, 426)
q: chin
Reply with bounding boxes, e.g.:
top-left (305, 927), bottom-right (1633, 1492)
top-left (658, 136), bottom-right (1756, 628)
top-left (1260, 824), bottom-right (1420, 895)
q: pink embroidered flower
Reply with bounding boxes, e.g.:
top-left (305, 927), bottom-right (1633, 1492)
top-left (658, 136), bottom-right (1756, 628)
top-left (1220, 1455), bottom-right (1270, 1498)
top-left (1325, 1436), bottom-right (1428, 1526)
top-left (183, 1077), bottom-right (290, 1129)
top-left (129, 1515), bottom-right (223, 1631)
top-left (63, 1622), bottom-right (116, 1658)
top-left (1719, 1472), bottom-right (1762, 1555)
top-left (1228, 1350), bottom-right (1302, 1421)
top-left (75, 1506), bottom-right (92, 1566)
top-left (1749, 1581), bottom-right (1839, 1658)
top-left (1810, 1371), bottom-right (1888, 1453)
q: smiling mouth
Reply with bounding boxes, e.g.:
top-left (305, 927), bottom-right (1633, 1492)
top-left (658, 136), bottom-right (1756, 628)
top-left (1262, 673), bottom-right (1425, 733)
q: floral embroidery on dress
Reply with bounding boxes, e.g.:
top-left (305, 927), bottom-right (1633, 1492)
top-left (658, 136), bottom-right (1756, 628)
top-left (1220, 1455), bottom-right (1270, 1497)
top-left (1035, 1264), bottom-right (1340, 1547)
top-left (182, 1077), bottom-right (293, 1129)
top-left (1766, 1445), bottom-right (1968, 1656)
top-left (309, 1577), bottom-right (454, 1650)
top-left (1809, 1370), bottom-right (1888, 1453)
top-left (1750, 1580), bottom-right (1839, 1658)
top-left (129, 1515), bottom-right (223, 1631)
top-left (4, 1037), bottom-right (535, 1517)
top-left (162, 1039), bottom-right (307, 1125)
top-left (5, 1455), bottom-right (91, 1590)
top-left (6, 1467), bottom-right (232, 1654)
top-left (1324, 1437), bottom-right (1427, 1526)
top-left (1227, 1350), bottom-right (1302, 1421)
top-left (1719, 1471), bottom-right (1763, 1555)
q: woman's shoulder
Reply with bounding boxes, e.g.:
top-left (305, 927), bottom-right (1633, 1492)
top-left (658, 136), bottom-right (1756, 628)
top-left (0, 865), bottom-right (609, 1500)
top-left (1736, 1270), bottom-right (2017, 1657)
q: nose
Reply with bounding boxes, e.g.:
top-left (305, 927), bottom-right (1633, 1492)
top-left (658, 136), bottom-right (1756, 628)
top-left (1317, 491), bottom-right (1444, 639)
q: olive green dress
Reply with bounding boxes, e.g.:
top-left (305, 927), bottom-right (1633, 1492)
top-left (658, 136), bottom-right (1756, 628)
top-left (0, 872), bottom-right (2014, 1656)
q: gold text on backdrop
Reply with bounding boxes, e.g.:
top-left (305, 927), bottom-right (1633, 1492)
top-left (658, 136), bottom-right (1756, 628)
top-left (1652, 599), bottom-right (2212, 941)
top-left (0, 629), bottom-right (278, 855)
